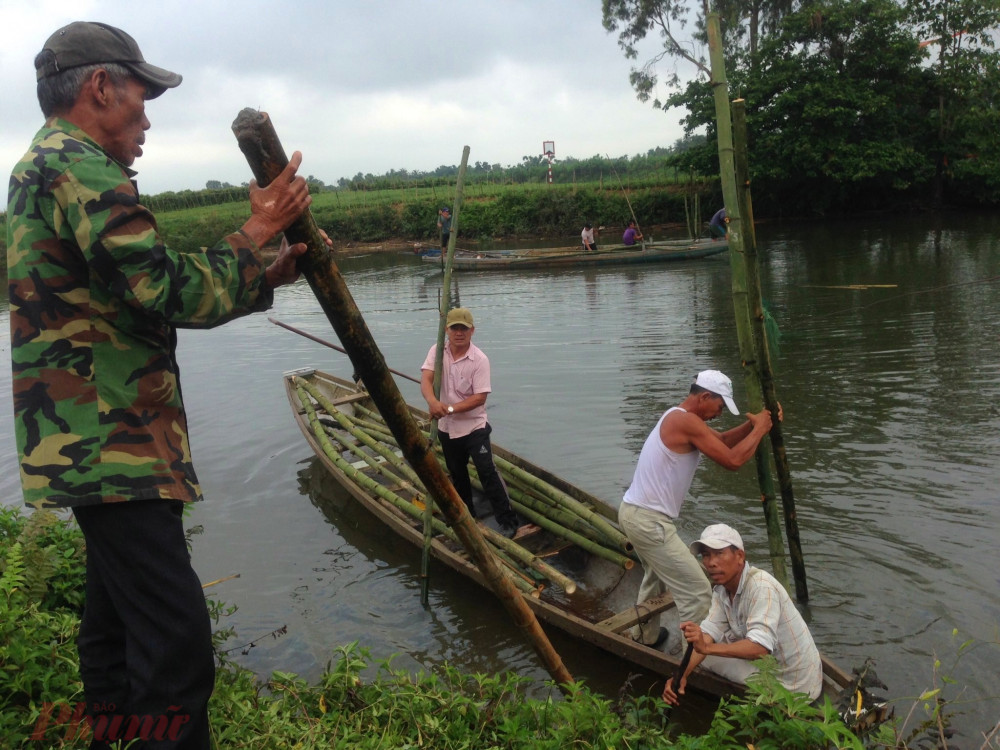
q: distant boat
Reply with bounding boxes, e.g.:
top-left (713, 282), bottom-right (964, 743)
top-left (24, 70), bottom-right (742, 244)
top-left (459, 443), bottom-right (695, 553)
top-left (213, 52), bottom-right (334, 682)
top-left (421, 238), bottom-right (729, 271)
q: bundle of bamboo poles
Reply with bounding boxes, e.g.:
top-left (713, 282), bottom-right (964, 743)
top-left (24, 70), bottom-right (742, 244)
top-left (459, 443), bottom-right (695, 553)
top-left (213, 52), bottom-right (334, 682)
top-left (293, 376), bottom-right (635, 598)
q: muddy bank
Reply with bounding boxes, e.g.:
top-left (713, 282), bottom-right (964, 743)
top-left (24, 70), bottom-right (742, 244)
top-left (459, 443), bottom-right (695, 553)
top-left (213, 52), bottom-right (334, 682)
top-left (260, 222), bottom-right (700, 261)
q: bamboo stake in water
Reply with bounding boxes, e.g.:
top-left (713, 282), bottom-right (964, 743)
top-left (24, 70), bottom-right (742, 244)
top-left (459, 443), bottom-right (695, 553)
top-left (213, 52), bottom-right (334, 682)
top-left (423, 145), bottom-right (471, 606)
top-left (704, 11), bottom-right (789, 590)
top-left (732, 100), bottom-right (808, 602)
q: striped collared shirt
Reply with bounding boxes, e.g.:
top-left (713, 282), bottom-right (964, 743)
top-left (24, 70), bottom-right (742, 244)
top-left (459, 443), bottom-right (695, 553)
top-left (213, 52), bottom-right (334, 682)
top-left (701, 563), bottom-right (823, 699)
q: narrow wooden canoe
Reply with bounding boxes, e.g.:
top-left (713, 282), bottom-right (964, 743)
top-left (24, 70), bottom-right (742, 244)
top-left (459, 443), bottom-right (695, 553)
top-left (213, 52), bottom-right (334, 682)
top-left (421, 238), bottom-right (728, 271)
top-left (283, 368), bottom-right (851, 701)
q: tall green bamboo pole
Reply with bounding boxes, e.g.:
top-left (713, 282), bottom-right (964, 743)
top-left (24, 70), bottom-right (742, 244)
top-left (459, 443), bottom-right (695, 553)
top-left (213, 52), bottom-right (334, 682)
top-left (705, 9), bottom-right (788, 585)
top-left (232, 110), bottom-right (573, 688)
top-left (422, 146), bottom-right (471, 605)
top-left (732, 101), bottom-right (808, 601)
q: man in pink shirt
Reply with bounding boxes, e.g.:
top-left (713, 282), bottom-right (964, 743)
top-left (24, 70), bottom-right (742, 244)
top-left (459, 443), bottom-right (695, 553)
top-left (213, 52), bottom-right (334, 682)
top-left (421, 308), bottom-right (533, 539)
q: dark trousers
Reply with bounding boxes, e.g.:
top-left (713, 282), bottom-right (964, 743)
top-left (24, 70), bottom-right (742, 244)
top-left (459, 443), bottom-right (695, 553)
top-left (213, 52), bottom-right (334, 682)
top-left (438, 424), bottom-right (519, 528)
top-left (72, 500), bottom-right (214, 750)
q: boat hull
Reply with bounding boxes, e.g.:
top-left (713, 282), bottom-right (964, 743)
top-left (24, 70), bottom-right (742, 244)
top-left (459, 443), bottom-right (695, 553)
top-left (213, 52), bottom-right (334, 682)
top-left (284, 369), bottom-right (849, 701)
top-left (422, 238), bottom-right (728, 271)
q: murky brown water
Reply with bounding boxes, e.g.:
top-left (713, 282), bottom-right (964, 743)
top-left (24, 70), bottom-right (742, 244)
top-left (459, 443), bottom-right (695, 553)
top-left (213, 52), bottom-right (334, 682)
top-left (2, 212), bottom-right (998, 737)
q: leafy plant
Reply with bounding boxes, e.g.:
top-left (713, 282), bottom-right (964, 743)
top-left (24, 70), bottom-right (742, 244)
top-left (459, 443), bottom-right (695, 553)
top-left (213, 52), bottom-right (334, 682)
top-left (5, 509), bottom-right (997, 749)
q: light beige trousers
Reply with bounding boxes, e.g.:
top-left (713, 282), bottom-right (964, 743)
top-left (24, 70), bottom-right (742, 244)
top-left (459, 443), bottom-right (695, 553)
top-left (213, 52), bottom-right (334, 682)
top-left (618, 502), bottom-right (711, 644)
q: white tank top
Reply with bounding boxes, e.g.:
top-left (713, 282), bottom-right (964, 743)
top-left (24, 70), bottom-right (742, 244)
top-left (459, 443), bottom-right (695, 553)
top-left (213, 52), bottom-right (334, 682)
top-left (622, 407), bottom-right (702, 518)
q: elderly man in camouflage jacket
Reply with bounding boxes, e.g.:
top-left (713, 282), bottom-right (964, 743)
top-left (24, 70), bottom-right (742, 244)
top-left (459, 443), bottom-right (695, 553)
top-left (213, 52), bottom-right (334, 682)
top-left (7, 21), bottom-right (319, 749)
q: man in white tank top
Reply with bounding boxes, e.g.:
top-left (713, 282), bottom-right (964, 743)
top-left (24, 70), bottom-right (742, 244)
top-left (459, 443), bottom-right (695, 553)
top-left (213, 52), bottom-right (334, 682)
top-left (619, 370), bottom-right (775, 647)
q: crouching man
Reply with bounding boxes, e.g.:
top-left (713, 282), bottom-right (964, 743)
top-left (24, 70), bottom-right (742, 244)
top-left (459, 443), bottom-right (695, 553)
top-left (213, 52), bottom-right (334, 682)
top-left (662, 524), bottom-right (823, 705)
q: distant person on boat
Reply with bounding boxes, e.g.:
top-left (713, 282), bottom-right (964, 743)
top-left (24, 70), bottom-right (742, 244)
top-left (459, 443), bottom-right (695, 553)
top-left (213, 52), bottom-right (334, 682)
top-left (618, 370), bottom-right (776, 648)
top-left (421, 308), bottom-right (537, 540)
top-left (581, 223), bottom-right (598, 252)
top-left (709, 208), bottom-right (729, 239)
top-left (438, 206), bottom-right (452, 252)
top-left (622, 220), bottom-right (644, 246)
top-left (662, 523), bottom-right (823, 704)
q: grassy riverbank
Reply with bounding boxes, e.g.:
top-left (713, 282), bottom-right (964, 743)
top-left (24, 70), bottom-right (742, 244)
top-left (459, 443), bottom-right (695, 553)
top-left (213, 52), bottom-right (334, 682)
top-left (0, 178), bottom-right (721, 259)
top-left (5, 506), bottom-right (997, 748)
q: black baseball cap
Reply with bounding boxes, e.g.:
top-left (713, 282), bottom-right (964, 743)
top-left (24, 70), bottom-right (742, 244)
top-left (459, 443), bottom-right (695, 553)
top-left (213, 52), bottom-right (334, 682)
top-left (35, 22), bottom-right (182, 97)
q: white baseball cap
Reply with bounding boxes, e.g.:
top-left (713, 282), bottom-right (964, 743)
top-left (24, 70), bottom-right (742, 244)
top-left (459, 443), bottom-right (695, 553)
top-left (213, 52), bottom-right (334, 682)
top-left (690, 523), bottom-right (744, 554)
top-left (695, 370), bottom-right (739, 415)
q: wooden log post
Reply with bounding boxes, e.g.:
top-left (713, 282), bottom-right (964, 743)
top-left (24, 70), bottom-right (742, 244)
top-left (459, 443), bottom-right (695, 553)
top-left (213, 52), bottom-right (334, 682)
top-left (232, 109), bottom-right (573, 688)
top-left (705, 14), bottom-right (789, 587)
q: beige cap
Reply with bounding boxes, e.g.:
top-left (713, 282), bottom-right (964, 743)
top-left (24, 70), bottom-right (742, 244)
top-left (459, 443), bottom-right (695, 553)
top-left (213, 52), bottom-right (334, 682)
top-left (445, 308), bottom-right (474, 328)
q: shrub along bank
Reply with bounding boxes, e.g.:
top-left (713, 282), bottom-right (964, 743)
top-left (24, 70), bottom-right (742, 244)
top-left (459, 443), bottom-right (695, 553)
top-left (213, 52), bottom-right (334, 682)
top-left (8, 505), bottom-right (995, 749)
top-left (3, 506), bottom-right (865, 749)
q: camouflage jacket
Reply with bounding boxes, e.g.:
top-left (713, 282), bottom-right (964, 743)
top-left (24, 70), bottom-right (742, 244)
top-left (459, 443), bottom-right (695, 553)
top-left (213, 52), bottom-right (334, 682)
top-left (7, 118), bottom-right (273, 508)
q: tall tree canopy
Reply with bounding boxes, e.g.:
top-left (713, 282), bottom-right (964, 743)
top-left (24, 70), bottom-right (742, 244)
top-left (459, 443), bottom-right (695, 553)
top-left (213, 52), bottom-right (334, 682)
top-left (604, 0), bottom-right (1000, 211)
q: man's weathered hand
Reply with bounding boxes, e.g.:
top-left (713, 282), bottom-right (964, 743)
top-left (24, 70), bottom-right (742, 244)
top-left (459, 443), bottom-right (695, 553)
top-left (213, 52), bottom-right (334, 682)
top-left (747, 409), bottom-right (773, 432)
top-left (661, 674), bottom-right (686, 705)
top-left (265, 237), bottom-right (308, 288)
top-left (243, 151), bottom-right (312, 247)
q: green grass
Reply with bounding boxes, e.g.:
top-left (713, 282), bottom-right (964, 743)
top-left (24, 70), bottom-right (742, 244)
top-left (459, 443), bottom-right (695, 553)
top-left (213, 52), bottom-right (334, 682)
top-left (6, 506), bottom-right (996, 749)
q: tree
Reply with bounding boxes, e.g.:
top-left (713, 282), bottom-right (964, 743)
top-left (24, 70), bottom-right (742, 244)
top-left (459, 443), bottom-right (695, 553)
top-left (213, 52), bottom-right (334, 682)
top-left (602, 0), bottom-right (711, 110)
top-left (601, 0), bottom-right (803, 108)
top-left (666, 0), bottom-right (937, 213)
top-left (749, 0), bottom-right (939, 212)
top-left (906, 0), bottom-right (1000, 205)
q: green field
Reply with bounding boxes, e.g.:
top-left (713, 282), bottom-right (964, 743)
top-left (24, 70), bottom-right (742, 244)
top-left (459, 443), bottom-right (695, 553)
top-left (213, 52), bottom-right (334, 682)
top-left (150, 178), bottom-right (721, 253)
top-left (0, 176), bottom-right (721, 257)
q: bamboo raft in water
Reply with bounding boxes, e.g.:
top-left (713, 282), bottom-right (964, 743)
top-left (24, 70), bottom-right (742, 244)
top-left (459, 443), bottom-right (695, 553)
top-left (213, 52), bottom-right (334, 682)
top-left (284, 368), bottom-right (851, 701)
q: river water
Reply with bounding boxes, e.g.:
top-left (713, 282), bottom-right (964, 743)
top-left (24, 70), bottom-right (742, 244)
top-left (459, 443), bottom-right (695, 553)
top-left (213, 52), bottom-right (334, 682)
top-left (2, 212), bottom-right (998, 738)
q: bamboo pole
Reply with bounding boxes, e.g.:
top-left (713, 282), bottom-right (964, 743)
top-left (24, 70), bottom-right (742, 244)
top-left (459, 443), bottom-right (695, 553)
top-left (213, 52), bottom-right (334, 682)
top-left (343, 401), bottom-right (635, 565)
top-left (606, 154), bottom-right (644, 248)
top-left (730, 101), bottom-right (808, 601)
top-left (298, 377), bottom-right (423, 487)
top-left (347, 403), bottom-right (630, 548)
top-left (234, 110), bottom-right (572, 687)
top-left (492, 454), bottom-right (630, 552)
top-left (705, 12), bottom-right (788, 586)
top-left (269, 318), bottom-right (421, 384)
top-left (424, 146), bottom-right (471, 605)
top-left (304, 387), bottom-right (583, 595)
top-left (298, 386), bottom-right (543, 597)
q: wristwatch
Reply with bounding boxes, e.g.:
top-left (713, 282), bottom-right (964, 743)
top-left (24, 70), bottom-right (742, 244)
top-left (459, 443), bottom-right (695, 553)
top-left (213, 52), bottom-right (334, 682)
top-left (446, 405), bottom-right (454, 414)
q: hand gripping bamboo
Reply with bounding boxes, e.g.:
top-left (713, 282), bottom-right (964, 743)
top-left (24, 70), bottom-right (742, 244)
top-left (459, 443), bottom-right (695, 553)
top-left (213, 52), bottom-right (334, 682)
top-left (232, 109), bottom-right (572, 687)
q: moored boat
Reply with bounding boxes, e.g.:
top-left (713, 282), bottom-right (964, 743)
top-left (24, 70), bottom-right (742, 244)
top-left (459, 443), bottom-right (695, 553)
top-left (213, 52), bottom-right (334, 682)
top-left (283, 368), bottom-right (851, 702)
top-left (421, 237), bottom-right (728, 271)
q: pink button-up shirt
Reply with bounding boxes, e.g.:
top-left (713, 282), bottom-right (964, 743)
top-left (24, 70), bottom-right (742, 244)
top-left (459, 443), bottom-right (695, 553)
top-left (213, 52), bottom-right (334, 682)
top-left (422, 342), bottom-right (491, 438)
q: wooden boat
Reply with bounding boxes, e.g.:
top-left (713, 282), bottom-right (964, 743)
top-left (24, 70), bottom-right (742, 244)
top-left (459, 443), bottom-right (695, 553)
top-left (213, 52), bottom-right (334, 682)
top-left (421, 237), bottom-right (728, 271)
top-left (283, 368), bottom-right (851, 702)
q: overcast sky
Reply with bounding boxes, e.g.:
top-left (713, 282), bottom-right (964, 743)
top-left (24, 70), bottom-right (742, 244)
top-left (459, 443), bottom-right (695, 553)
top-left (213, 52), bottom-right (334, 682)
top-left (0, 0), bottom-right (703, 196)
